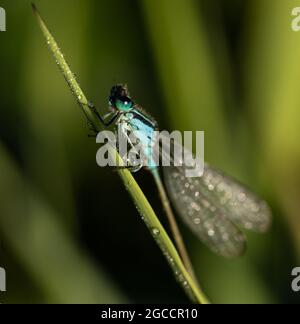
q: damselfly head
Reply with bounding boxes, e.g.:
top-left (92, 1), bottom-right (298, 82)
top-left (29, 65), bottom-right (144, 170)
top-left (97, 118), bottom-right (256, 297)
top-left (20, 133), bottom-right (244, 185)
top-left (109, 84), bottom-right (134, 112)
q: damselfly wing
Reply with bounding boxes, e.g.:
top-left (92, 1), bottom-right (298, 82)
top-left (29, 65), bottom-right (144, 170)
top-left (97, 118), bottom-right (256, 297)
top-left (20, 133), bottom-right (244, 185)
top-left (162, 160), bottom-right (271, 258)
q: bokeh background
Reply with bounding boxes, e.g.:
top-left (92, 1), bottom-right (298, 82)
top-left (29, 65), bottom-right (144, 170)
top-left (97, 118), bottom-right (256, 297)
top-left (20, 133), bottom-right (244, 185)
top-left (0, 0), bottom-right (300, 304)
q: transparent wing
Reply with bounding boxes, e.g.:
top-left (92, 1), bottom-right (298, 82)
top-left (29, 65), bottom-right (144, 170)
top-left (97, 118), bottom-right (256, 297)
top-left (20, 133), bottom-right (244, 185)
top-left (157, 132), bottom-right (272, 257)
top-left (195, 164), bottom-right (272, 233)
top-left (163, 165), bottom-right (246, 258)
top-left (157, 133), bottom-right (272, 232)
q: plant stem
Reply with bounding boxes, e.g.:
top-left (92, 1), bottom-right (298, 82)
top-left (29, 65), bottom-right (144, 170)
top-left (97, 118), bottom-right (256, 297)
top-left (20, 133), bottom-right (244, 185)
top-left (151, 169), bottom-right (199, 285)
top-left (32, 3), bottom-right (210, 304)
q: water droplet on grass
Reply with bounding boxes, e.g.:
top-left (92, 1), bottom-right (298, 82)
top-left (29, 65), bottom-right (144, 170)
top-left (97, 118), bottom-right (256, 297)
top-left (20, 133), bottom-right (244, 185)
top-left (152, 228), bottom-right (160, 236)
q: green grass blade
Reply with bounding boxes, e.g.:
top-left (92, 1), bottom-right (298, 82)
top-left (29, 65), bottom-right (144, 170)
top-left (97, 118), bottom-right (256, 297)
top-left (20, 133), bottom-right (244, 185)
top-left (32, 3), bottom-right (210, 304)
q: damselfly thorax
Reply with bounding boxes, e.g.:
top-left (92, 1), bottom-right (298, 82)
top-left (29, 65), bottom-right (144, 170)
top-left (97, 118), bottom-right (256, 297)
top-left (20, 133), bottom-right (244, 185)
top-left (115, 106), bottom-right (159, 171)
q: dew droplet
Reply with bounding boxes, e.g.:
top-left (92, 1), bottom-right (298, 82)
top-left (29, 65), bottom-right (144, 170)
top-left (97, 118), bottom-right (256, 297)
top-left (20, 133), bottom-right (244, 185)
top-left (191, 202), bottom-right (200, 212)
top-left (238, 192), bottom-right (246, 202)
top-left (193, 217), bottom-right (201, 225)
top-left (208, 184), bottom-right (214, 191)
top-left (182, 281), bottom-right (188, 287)
top-left (208, 229), bottom-right (215, 237)
top-left (152, 228), bottom-right (160, 236)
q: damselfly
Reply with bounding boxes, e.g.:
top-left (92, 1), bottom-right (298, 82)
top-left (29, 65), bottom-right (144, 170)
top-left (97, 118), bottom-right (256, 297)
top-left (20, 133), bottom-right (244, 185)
top-left (89, 84), bottom-right (272, 262)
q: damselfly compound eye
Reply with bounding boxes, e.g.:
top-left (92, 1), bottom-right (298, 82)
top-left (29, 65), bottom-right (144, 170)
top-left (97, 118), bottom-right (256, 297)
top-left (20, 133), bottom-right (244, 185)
top-left (115, 97), bottom-right (134, 111)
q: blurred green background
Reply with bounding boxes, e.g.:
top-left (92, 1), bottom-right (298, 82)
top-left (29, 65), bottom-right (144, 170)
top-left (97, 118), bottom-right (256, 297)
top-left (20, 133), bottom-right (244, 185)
top-left (0, 0), bottom-right (300, 304)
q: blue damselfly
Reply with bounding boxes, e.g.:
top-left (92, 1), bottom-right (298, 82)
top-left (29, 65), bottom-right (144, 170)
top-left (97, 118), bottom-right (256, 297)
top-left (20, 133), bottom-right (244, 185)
top-left (89, 84), bottom-right (272, 278)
